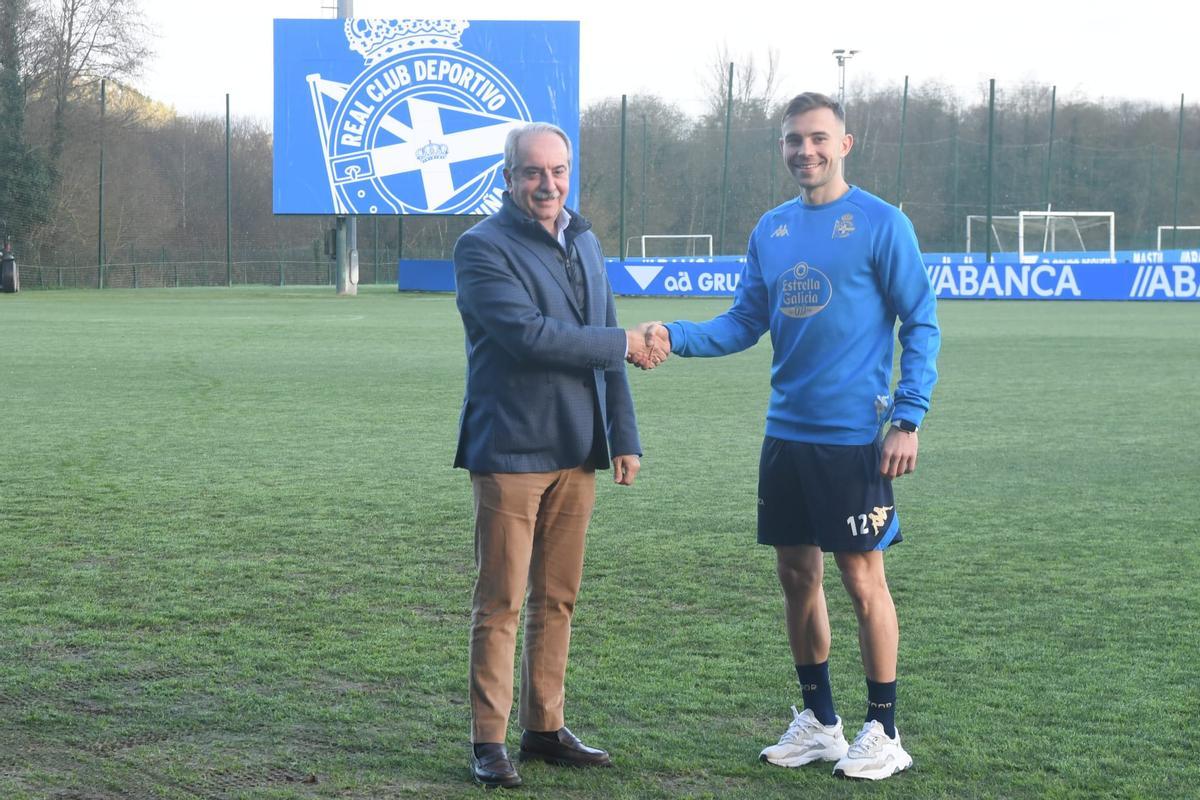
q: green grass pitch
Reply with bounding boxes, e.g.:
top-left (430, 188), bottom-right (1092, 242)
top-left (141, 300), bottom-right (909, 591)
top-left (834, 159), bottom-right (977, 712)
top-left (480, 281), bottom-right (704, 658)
top-left (1, 287), bottom-right (1197, 799)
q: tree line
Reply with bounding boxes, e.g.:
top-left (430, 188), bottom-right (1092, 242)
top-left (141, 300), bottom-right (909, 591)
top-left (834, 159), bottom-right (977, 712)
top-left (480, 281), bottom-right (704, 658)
top-left (2, 3), bottom-right (1197, 281)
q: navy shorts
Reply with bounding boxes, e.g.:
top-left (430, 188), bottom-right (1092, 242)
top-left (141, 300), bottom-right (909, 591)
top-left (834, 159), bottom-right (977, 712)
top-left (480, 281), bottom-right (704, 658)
top-left (757, 436), bottom-right (902, 551)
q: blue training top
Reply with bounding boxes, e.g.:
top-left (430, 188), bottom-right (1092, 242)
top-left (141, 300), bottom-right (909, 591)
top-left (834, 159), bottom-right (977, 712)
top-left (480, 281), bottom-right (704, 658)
top-left (663, 186), bottom-right (940, 446)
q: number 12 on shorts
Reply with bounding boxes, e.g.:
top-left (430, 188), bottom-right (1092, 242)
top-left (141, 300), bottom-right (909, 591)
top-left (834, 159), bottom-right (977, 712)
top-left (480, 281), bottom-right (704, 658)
top-left (847, 505), bottom-right (893, 537)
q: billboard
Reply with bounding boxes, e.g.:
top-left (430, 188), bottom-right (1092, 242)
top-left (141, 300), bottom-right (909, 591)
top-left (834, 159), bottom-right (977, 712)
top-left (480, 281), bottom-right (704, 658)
top-left (273, 19), bottom-right (579, 215)
top-left (397, 252), bottom-right (1200, 302)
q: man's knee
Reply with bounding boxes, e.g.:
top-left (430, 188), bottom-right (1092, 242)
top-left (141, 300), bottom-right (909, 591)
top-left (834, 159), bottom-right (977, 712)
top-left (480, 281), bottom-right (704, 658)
top-left (835, 552), bottom-right (890, 606)
top-left (775, 546), bottom-right (823, 597)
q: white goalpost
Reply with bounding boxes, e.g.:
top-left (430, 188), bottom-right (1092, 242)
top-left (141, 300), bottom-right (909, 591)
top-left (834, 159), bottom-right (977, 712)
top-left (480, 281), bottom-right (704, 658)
top-left (965, 215), bottom-right (1020, 253)
top-left (1018, 211), bottom-right (1115, 262)
top-left (966, 211), bottom-right (1115, 260)
top-left (1156, 226), bottom-right (1200, 250)
top-left (625, 234), bottom-right (714, 258)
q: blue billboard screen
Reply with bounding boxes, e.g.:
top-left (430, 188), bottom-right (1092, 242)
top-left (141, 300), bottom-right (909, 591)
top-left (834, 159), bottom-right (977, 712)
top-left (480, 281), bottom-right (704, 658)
top-left (273, 19), bottom-right (579, 215)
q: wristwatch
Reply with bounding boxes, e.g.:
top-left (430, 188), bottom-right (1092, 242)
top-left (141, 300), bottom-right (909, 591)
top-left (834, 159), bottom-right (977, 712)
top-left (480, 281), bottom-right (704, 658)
top-left (891, 418), bottom-right (919, 433)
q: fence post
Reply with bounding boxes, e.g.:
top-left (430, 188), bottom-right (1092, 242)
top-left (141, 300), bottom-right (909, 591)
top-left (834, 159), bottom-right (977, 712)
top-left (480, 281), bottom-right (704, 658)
top-left (397, 216), bottom-right (404, 288)
top-left (226, 93), bottom-right (233, 287)
top-left (718, 62), bottom-right (734, 256)
top-left (1172, 93), bottom-right (1185, 250)
top-left (1043, 85), bottom-right (1057, 210)
top-left (98, 78), bottom-right (106, 288)
top-left (985, 78), bottom-right (996, 264)
top-left (896, 75), bottom-right (909, 206)
top-left (641, 115), bottom-right (648, 238)
top-left (619, 95), bottom-right (627, 260)
top-left (952, 115), bottom-right (961, 250)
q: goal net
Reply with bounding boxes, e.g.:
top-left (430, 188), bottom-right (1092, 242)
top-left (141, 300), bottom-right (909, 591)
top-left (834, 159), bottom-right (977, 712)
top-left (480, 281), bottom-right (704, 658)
top-left (626, 234), bottom-right (714, 258)
top-left (966, 211), bottom-right (1115, 260)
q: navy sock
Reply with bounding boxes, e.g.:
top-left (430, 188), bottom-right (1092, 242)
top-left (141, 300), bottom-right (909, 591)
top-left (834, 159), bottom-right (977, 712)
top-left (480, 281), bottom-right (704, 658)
top-left (866, 679), bottom-right (897, 738)
top-left (795, 661), bottom-right (837, 726)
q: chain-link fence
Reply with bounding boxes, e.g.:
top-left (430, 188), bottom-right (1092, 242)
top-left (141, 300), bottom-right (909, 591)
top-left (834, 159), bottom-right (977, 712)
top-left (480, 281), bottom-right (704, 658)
top-left (6, 78), bottom-right (1199, 290)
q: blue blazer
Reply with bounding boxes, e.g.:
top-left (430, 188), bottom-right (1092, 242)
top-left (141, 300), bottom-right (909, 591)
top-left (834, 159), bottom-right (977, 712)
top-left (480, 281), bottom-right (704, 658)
top-left (453, 194), bottom-right (641, 474)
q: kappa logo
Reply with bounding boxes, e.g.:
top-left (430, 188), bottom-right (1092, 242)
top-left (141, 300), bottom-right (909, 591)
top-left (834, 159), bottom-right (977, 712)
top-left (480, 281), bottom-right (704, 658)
top-left (307, 19), bottom-right (532, 215)
top-left (770, 224), bottom-right (789, 238)
top-left (868, 505), bottom-right (893, 536)
top-left (832, 213), bottom-right (856, 238)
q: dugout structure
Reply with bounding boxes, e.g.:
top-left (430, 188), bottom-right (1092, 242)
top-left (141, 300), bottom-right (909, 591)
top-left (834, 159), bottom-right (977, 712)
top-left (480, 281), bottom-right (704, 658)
top-left (966, 211), bottom-right (1115, 260)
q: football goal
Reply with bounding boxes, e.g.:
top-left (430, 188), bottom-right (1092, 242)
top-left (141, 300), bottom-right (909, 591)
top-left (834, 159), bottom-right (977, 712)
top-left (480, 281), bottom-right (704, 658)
top-left (1156, 225), bottom-right (1200, 250)
top-left (966, 211), bottom-right (1115, 261)
top-left (625, 234), bottom-right (714, 258)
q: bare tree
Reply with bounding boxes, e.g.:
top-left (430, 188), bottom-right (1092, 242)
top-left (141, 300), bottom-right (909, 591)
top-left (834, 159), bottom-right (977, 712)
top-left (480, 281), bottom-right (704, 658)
top-left (701, 45), bottom-right (781, 122)
top-left (24, 0), bottom-right (152, 169)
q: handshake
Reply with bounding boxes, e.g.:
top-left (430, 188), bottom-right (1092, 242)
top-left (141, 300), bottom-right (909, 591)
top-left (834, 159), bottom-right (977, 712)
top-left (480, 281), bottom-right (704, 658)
top-left (625, 321), bottom-right (671, 370)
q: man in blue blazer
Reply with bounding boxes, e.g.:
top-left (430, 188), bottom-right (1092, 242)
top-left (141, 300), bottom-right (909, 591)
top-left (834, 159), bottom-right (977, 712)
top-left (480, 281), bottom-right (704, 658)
top-left (453, 122), bottom-right (657, 788)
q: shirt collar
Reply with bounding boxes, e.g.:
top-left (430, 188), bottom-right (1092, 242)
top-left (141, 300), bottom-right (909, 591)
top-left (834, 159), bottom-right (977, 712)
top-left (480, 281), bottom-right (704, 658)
top-left (552, 207), bottom-right (572, 249)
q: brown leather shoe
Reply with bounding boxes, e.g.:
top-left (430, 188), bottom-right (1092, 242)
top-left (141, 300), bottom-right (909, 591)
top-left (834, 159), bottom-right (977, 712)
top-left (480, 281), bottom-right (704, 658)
top-left (470, 743), bottom-right (522, 788)
top-left (519, 726), bottom-right (613, 767)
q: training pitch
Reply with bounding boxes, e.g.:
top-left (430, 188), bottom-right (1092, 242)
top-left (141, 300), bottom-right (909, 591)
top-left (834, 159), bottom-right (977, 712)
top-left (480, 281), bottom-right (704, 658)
top-left (1, 287), bottom-right (1197, 799)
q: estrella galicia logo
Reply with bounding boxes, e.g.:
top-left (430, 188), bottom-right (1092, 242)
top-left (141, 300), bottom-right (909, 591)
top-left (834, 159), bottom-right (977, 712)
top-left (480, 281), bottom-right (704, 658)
top-left (778, 262), bottom-right (833, 318)
top-left (308, 19), bottom-right (532, 215)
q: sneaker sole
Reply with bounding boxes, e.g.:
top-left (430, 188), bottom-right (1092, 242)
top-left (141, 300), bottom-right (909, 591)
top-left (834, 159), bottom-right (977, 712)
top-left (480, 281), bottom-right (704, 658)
top-left (833, 755), bottom-right (913, 781)
top-left (760, 748), bottom-right (848, 768)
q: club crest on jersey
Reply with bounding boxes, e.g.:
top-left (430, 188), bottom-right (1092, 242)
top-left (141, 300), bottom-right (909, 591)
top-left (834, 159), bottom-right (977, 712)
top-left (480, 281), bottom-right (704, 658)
top-left (307, 19), bottom-right (532, 215)
top-left (778, 262), bottom-right (833, 319)
top-left (832, 213), bottom-right (856, 238)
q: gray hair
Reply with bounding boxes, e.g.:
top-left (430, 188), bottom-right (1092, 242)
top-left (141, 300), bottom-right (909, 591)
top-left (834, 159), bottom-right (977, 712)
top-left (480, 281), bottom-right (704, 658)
top-left (504, 123), bottom-right (573, 173)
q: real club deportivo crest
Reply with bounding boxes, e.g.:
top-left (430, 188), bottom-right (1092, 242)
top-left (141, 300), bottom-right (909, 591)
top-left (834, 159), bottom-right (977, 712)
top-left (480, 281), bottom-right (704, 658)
top-left (307, 19), bottom-right (532, 215)
top-left (833, 213), bottom-right (856, 238)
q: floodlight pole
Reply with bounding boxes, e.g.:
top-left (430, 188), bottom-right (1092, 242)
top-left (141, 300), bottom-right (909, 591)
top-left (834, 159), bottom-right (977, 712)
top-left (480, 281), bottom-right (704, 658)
top-left (832, 49), bottom-right (859, 182)
top-left (335, 0), bottom-right (358, 296)
top-left (832, 49), bottom-right (859, 108)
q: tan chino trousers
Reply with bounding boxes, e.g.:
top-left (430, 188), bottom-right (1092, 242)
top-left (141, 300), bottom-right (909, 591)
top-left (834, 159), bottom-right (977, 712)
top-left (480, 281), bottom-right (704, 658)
top-left (468, 467), bottom-right (595, 743)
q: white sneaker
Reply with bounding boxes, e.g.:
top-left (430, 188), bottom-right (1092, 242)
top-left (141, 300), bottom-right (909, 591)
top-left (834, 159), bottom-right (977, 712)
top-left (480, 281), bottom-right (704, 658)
top-left (832, 720), bottom-right (913, 780)
top-left (759, 706), bottom-right (849, 767)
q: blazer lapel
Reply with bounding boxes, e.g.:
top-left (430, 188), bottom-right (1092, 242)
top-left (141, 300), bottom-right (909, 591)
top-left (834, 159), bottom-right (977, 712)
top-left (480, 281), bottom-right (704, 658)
top-left (505, 232), bottom-right (585, 323)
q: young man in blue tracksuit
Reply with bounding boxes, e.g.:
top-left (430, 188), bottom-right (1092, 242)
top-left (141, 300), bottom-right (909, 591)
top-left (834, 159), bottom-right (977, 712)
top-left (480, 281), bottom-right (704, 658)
top-left (642, 92), bottom-right (940, 780)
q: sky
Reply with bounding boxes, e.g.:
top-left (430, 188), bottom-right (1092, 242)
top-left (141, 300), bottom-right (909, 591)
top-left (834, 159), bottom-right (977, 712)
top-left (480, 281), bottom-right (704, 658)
top-left (135, 0), bottom-right (1198, 125)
